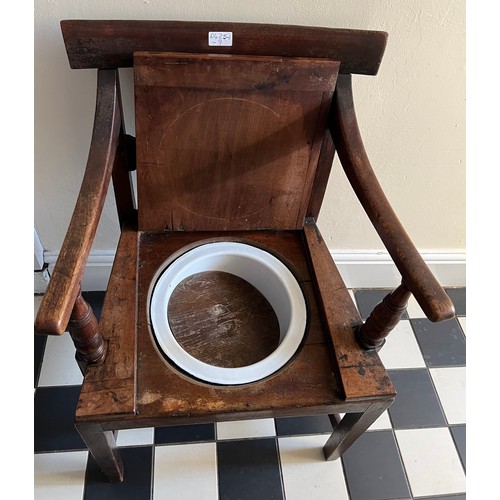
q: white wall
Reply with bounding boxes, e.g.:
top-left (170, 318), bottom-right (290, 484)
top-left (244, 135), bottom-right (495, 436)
top-left (34, 1), bottom-right (465, 265)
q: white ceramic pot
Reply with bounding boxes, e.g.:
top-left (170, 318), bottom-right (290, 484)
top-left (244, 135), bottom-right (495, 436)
top-left (148, 241), bottom-right (307, 385)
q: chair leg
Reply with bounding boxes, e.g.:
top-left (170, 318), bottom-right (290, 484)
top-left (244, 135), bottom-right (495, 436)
top-left (355, 280), bottom-right (411, 350)
top-left (323, 402), bottom-right (391, 461)
top-left (75, 422), bottom-right (124, 482)
top-left (68, 287), bottom-right (107, 375)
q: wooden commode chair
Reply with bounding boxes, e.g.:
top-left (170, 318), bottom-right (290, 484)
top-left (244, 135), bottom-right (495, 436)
top-left (35, 20), bottom-right (455, 482)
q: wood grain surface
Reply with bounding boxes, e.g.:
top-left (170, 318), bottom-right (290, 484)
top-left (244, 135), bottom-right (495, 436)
top-left (168, 270), bottom-right (280, 368)
top-left (135, 52), bottom-right (337, 231)
top-left (61, 20), bottom-right (387, 75)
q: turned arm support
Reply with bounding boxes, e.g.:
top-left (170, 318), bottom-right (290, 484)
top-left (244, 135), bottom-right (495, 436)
top-left (330, 74), bottom-right (455, 323)
top-left (35, 69), bottom-right (122, 336)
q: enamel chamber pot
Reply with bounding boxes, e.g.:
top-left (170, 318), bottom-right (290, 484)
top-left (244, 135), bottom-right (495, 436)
top-left (148, 241), bottom-right (307, 385)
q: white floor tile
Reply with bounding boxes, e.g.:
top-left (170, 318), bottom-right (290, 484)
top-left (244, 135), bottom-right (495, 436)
top-left (377, 320), bottom-right (426, 369)
top-left (153, 443), bottom-right (217, 499)
top-left (396, 428), bottom-right (466, 497)
top-left (368, 410), bottom-right (392, 430)
top-left (34, 451), bottom-right (88, 500)
top-left (279, 435), bottom-right (349, 500)
top-left (37, 334), bottom-right (83, 386)
top-left (406, 295), bottom-right (426, 318)
top-left (458, 316), bottom-right (466, 335)
top-left (216, 418), bottom-right (276, 440)
top-left (430, 367), bottom-right (466, 424)
top-left (116, 427), bottom-right (154, 446)
top-left (348, 289), bottom-right (357, 309)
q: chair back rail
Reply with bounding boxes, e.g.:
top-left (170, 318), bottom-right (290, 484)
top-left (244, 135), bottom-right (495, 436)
top-left (61, 20), bottom-right (387, 75)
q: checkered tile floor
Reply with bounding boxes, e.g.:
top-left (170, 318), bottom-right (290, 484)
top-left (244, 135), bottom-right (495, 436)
top-left (34, 288), bottom-right (466, 500)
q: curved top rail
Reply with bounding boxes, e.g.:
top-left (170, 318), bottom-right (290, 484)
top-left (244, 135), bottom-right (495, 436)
top-left (61, 20), bottom-right (387, 75)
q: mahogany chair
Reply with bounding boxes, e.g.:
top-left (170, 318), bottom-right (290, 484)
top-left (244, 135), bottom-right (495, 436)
top-left (35, 20), bottom-right (455, 482)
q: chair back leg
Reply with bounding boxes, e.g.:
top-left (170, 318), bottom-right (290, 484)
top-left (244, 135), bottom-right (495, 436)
top-left (324, 401), bottom-right (393, 460)
top-left (75, 422), bottom-right (124, 482)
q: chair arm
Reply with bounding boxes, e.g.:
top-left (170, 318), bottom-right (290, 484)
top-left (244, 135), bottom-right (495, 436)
top-left (35, 69), bottom-right (122, 335)
top-left (329, 74), bottom-right (455, 322)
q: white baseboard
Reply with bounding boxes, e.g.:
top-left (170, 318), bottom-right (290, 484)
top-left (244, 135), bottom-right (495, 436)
top-left (34, 227), bottom-right (45, 271)
top-left (44, 250), bottom-right (115, 292)
top-left (34, 268), bottom-right (51, 294)
top-left (42, 249), bottom-right (465, 292)
top-left (332, 252), bottom-right (466, 289)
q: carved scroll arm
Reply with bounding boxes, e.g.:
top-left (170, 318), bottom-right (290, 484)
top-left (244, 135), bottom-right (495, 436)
top-left (35, 69), bottom-right (121, 337)
top-left (329, 74), bottom-right (455, 326)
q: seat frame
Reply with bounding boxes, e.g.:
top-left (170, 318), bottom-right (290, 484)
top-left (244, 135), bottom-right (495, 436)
top-left (35, 20), bottom-right (455, 482)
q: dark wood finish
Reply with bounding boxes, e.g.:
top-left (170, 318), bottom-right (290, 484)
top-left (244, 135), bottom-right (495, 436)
top-left (134, 52), bottom-right (339, 91)
top-left (68, 289), bottom-right (107, 373)
top-left (331, 74), bottom-right (455, 322)
top-left (61, 20), bottom-right (387, 75)
top-left (75, 422), bottom-right (123, 482)
top-left (303, 219), bottom-right (395, 401)
top-left (134, 53), bottom-right (337, 231)
top-left (37, 22), bottom-right (455, 482)
top-left (111, 132), bottom-right (136, 228)
top-left (307, 130), bottom-right (336, 219)
top-left (111, 71), bottom-right (135, 228)
top-left (77, 226), bottom-right (138, 419)
top-left (356, 281), bottom-right (412, 350)
top-left (121, 229), bottom-right (394, 422)
top-left (34, 69), bottom-right (122, 336)
top-left (139, 230), bottom-right (313, 283)
top-left (74, 226), bottom-right (395, 480)
top-left (168, 271), bottom-right (280, 368)
top-left (329, 413), bottom-right (342, 427)
top-left (324, 401), bottom-right (393, 461)
top-left (134, 230), bottom-right (341, 420)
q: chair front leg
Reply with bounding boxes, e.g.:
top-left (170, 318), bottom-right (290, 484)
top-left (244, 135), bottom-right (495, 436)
top-left (355, 280), bottom-right (411, 350)
top-left (76, 422), bottom-right (123, 482)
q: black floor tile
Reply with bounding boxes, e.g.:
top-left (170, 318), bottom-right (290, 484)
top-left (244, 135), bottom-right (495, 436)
top-left (34, 386), bottom-right (86, 452)
top-left (154, 423), bottom-right (215, 444)
top-left (84, 446), bottom-right (153, 499)
top-left (342, 430), bottom-right (411, 500)
top-left (450, 425), bottom-right (466, 470)
top-left (411, 318), bottom-right (466, 367)
top-left (34, 333), bottom-right (47, 387)
top-left (217, 438), bottom-right (284, 500)
top-left (387, 369), bottom-right (447, 429)
top-left (33, 286), bottom-right (467, 499)
top-left (274, 415), bottom-right (332, 436)
top-left (355, 289), bottom-right (409, 321)
top-left (445, 288), bottom-right (466, 316)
